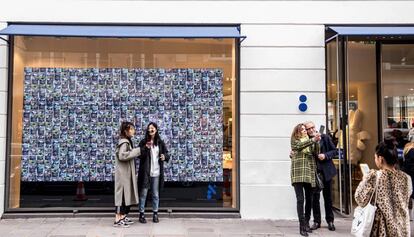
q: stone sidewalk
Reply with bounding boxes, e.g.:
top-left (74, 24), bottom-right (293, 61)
top-left (0, 217), bottom-right (356, 237)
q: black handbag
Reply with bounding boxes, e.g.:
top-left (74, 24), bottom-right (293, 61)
top-left (315, 172), bottom-right (324, 190)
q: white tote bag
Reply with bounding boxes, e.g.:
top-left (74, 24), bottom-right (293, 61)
top-left (351, 171), bottom-right (381, 237)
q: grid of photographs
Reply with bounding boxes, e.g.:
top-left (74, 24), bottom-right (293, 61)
top-left (21, 68), bottom-right (224, 182)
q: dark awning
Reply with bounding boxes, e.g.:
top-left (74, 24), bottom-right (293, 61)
top-left (0, 24), bottom-right (245, 39)
top-left (326, 26), bottom-right (414, 42)
top-left (329, 26), bottom-right (414, 36)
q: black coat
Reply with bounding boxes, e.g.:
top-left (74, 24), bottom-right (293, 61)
top-left (137, 139), bottom-right (170, 192)
top-left (316, 134), bottom-right (338, 182)
top-left (402, 148), bottom-right (414, 198)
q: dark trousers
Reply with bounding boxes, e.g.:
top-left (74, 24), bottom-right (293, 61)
top-left (115, 194), bottom-right (131, 215)
top-left (293, 182), bottom-right (313, 224)
top-left (312, 178), bottom-right (334, 224)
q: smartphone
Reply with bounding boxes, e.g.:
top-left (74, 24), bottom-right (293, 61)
top-left (319, 125), bottom-right (325, 134)
top-left (359, 163), bottom-right (370, 176)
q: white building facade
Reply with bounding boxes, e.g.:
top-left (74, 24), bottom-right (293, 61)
top-left (0, 1), bottom-right (413, 219)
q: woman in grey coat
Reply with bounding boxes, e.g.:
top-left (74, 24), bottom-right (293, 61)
top-left (114, 121), bottom-right (141, 227)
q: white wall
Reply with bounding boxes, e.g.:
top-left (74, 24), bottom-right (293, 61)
top-left (240, 24), bottom-right (326, 219)
top-left (1, 0), bottom-right (414, 219)
top-left (1, 1), bottom-right (414, 24)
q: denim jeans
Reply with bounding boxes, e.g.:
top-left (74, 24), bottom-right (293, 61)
top-left (139, 176), bottom-right (160, 213)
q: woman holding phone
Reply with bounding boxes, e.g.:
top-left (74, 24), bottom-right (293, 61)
top-left (137, 122), bottom-right (170, 223)
top-left (290, 123), bottom-right (321, 236)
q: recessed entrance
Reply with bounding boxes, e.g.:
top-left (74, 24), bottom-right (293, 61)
top-left (326, 26), bottom-right (414, 214)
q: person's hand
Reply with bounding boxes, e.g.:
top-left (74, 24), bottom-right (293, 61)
top-left (318, 153), bottom-right (326, 161)
top-left (160, 154), bottom-right (165, 161)
top-left (145, 141), bottom-right (152, 149)
top-left (313, 133), bottom-right (321, 142)
top-left (289, 150), bottom-right (296, 159)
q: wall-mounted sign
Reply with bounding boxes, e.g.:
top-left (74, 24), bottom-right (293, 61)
top-left (299, 94), bottom-right (308, 112)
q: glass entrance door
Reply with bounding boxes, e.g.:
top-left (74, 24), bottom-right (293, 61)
top-left (326, 37), bottom-right (352, 214)
top-left (326, 37), bottom-right (380, 215)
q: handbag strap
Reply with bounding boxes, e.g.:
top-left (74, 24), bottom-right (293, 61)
top-left (368, 170), bottom-right (382, 205)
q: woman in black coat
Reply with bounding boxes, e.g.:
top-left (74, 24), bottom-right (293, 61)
top-left (137, 122), bottom-right (170, 223)
top-left (403, 140), bottom-right (414, 219)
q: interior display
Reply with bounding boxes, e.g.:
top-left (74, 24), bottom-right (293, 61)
top-left (21, 67), bottom-right (224, 182)
top-left (348, 109), bottom-right (371, 164)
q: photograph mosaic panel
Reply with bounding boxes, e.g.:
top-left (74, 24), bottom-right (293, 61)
top-left (21, 68), bottom-right (223, 182)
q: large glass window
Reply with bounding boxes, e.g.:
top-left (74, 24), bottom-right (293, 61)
top-left (382, 44), bottom-right (414, 163)
top-left (9, 36), bottom-right (238, 210)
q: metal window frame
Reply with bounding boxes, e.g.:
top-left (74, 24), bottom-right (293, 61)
top-left (325, 24), bottom-right (414, 215)
top-left (3, 22), bottom-right (242, 215)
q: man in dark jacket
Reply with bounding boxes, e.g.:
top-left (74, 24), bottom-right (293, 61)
top-left (305, 121), bottom-right (337, 231)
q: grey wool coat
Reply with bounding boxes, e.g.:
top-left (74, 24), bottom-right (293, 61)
top-left (114, 138), bottom-right (141, 206)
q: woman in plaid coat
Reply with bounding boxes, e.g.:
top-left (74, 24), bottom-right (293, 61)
top-left (291, 123), bottom-right (320, 236)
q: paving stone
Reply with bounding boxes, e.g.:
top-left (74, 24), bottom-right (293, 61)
top-left (249, 235), bottom-right (284, 237)
top-left (153, 235), bottom-right (186, 237)
top-left (187, 227), bottom-right (215, 232)
top-left (248, 227), bottom-right (283, 235)
top-left (49, 235), bottom-right (86, 237)
top-left (123, 235), bottom-right (150, 237)
top-left (188, 233), bottom-right (219, 237)
top-left (0, 217), bottom-right (374, 237)
top-left (219, 234), bottom-right (249, 237)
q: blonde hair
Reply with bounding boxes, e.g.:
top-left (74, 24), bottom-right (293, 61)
top-left (404, 141), bottom-right (414, 156)
top-left (291, 123), bottom-right (306, 141)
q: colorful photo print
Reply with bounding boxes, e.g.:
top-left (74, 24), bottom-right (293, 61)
top-left (22, 68), bottom-right (224, 182)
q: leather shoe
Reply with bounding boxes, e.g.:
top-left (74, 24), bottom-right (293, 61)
top-left (304, 224), bottom-right (312, 233)
top-left (310, 222), bottom-right (321, 230)
top-left (299, 225), bottom-right (309, 236)
top-left (153, 212), bottom-right (159, 223)
top-left (139, 212), bottom-right (147, 224)
top-left (328, 222), bottom-right (336, 231)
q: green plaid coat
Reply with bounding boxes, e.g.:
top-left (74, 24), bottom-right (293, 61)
top-left (290, 138), bottom-right (318, 187)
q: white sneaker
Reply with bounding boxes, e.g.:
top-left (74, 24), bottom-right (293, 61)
top-left (113, 219), bottom-right (130, 228)
top-left (123, 216), bottom-right (134, 225)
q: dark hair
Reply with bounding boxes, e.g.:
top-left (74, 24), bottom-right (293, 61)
top-left (145, 122), bottom-right (161, 145)
top-left (119, 121), bottom-right (135, 139)
top-left (375, 139), bottom-right (398, 165)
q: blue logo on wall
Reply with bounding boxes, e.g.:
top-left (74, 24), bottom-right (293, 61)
top-left (299, 95), bottom-right (308, 112)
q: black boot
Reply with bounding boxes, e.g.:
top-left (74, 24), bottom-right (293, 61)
top-left (139, 212), bottom-right (147, 224)
top-left (304, 222), bottom-right (312, 233)
top-left (299, 224), bottom-right (309, 236)
top-left (310, 222), bottom-right (321, 230)
top-left (153, 212), bottom-right (159, 223)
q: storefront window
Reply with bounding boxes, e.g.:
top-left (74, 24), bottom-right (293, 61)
top-left (382, 44), bottom-right (414, 161)
top-left (9, 36), bottom-right (238, 210)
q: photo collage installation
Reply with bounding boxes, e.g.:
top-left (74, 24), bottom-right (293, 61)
top-left (21, 68), bottom-right (224, 182)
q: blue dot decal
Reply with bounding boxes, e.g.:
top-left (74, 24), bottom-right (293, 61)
top-left (299, 103), bottom-right (308, 112)
top-left (299, 95), bottom-right (307, 102)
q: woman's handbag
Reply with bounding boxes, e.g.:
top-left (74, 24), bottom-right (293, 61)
top-left (351, 171), bottom-right (381, 237)
top-left (315, 172), bottom-right (324, 190)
